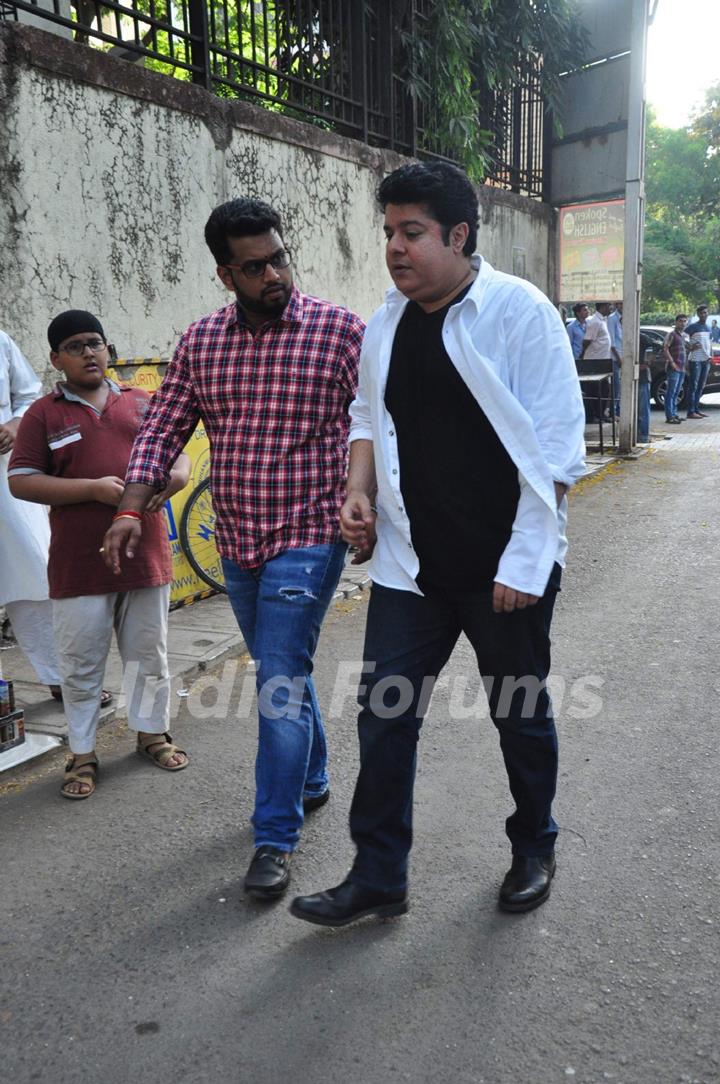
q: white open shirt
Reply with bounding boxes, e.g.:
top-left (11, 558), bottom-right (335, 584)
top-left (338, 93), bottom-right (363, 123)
top-left (349, 257), bottom-right (587, 598)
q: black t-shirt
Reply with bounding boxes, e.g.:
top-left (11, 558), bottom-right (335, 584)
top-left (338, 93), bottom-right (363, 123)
top-left (384, 286), bottom-right (520, 593)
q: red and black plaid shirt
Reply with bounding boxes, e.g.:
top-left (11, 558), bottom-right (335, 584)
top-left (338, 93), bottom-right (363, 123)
top-left (126, 288), bottom-right (365, 568)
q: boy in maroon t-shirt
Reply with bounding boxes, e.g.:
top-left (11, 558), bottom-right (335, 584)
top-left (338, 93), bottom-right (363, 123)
top-left (9, 310), bottom-right (191, 799)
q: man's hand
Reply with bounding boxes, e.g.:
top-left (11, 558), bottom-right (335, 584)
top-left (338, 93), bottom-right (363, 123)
top-left (102, 518), bottom-right (142, 575)
top-left (100, 481), bottom-right (157, 573)
top-left (146, 487), bottom-right (171, 514)
top-left (93, 476), bottom-right (126, 506)
top-left (340, 491), bottom-right (377, 565)
top-left (0, 418), bottom-right (20, 454)
top-left (492, 583), bottom-right (539, 614)
top-left (144, 454), bottom-right (191, 513)
top-left (145, 453), bottom-right (190, 511)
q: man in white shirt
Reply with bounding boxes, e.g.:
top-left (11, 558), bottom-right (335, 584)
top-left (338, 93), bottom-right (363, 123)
top-left (581, 303), bottom-right (613, 362)
top-left (684, 304), bottom-right (712, 418)
top-left (0, 329), bottom-right (62, 693)
top-left (579, 302), bottom-right (613, 423)
top-left (291, 162), bottom-right (585, 928)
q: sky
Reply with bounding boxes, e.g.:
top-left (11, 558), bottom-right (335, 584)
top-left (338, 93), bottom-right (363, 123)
top-left (646, 0), bottom-right (720, 128)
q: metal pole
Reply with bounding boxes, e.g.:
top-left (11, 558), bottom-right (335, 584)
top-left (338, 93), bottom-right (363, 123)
top-left (350, 0), bottom-right (368, 144)
top-left (188, 0), bottom-right (211, 91)
top-left (619, 0), bottom-right (649, 454)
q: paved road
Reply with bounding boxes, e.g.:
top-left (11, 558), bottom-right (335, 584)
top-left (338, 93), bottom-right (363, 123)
top-left (2, 408), bottom-right (720, 1084)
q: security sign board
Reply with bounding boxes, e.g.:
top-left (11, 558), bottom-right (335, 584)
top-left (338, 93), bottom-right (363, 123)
top-left (109, 359), bottom-right (215, 608)
top-left (558, 199), bottom-right (625, 302)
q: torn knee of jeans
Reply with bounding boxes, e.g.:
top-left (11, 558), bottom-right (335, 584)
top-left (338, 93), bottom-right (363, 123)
top-left (278, 585), bottom-right (318, 601)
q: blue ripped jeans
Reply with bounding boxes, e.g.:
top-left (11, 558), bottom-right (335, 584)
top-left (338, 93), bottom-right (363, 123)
top-left (222, 543), bottom-right (347, 851)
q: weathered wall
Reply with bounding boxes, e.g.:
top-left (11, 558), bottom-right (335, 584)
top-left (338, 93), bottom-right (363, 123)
top-left (0, 23), bottom-right (557, 380)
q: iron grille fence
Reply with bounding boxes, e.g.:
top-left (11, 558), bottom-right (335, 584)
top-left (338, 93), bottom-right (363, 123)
top-left (2, 0), bottom-right (548, 198)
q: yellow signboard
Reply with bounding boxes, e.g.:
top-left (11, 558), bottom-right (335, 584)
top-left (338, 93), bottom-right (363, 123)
top-left (109, 359), bottom-right (215, 608)
top-left (559, 199), bottom-right (625, 302)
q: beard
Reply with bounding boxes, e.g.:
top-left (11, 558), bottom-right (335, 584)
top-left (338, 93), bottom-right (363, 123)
top-left (234, 281), bottom-right (291, 320)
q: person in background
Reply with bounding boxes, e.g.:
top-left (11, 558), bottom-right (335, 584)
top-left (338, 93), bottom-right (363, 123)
top-left (9, 310), bottom-right (190, 799)
top-left (103, 199), bottom-right (365, 900)
top-left (607, 301), bottom-right (623, 417)
top-left (637, 343), bottom-right (652, 443)
top-left (0, 328), bottom-right (63, 698)
top-left (578, 302), bottom-right (613, 423)
top-left (685, 305), bottom-right (712, 419)
top-left (566, 302), bottom-right (588, 361)
top-left (662, 314), bottom-right (688, 425)
top-left (580, 302), bottom-right (613, 365)
top-left (709, 319), bottom-right (719, 344)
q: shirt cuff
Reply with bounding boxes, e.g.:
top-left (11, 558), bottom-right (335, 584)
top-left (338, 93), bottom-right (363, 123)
top-left (349, 426), bottom-right (374, 443)
top-left (124, 467), bottom-right (170, 490)
top-left (6, 467), bottom-right (43, 476)
top-left (546, 460), bottom-right (586, 488)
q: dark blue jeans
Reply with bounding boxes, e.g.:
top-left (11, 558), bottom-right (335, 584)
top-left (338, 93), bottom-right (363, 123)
top-left (665, 368), bottom-right (685, 420)
top-left (686, 359), bottom-right (710, 415)
top-left (612, 358), bottom-right (621, 416)
top-left (222, 543), bottom-right (347, 851)
top-left (637, 378), bottom-right (651, 441)
top-left (348, 566), bottom-right (562, 893)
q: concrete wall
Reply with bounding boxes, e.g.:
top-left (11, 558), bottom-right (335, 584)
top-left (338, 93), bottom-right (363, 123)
top-left (0, 23), bottom-right (557, 381)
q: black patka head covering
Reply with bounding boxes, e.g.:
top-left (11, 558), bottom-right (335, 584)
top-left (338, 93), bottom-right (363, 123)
top-left (48, 310), bottom-right (106, 351)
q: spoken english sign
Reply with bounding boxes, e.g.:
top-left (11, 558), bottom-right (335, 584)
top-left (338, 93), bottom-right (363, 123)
top-left (558, 199), bottom-right (625, 302)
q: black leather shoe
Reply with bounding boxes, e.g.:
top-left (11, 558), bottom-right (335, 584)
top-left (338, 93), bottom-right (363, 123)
top-left (244, 847), bottom-right (291, 899)
top-left (498, 855), bottom-right (556, 913)
top-left (290, 879), bottom-right (408, 927)
top-left (303, 788), bottom-right (330, 814)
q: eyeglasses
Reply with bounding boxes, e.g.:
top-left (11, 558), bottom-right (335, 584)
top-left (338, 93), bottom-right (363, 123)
top-left (60, 338), bottom-right (107, 356)
top-left (223, 249), bottom-right (292, 279)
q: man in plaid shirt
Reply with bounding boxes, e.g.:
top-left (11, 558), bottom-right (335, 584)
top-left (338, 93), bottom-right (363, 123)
top-left (104, 198), bottom-right (365, 899)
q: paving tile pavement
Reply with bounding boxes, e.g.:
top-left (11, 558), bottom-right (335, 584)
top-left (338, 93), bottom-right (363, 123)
top-left (0, 562), bottom-right (372, 753)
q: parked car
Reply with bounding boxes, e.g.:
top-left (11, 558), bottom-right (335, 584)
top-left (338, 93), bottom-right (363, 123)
top-left (640, 325), bottom-right (720, 409)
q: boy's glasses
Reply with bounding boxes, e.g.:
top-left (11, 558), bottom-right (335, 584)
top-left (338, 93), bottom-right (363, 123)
top-left (223, 249), bottom-right (292, 279)
top-left (60, 338), bottom-right (107, 356)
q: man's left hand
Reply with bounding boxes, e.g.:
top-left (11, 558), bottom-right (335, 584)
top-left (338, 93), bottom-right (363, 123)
top-left (492, 583), bottom-right (539, 613)
top-left (0, 418), bottom-right (20, 454)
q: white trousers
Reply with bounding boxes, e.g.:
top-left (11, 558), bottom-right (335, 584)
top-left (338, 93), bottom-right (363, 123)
top-left (52, 585), bottom-right (171, 754)
top-left (4, 599), bottom-right (61, 685)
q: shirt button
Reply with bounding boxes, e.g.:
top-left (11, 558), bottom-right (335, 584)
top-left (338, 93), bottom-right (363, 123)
top-left (392, 468), bottom-right (398, 475)
top-left (389, 430), bottom-right (395, 436)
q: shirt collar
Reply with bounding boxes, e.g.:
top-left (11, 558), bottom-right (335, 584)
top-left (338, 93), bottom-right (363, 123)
top-left (52, 376), bottom-right (122, 402)
top-left (223, 285), bottom-right (305, 332)
top-left (383, 254), bottom-right (492, 314)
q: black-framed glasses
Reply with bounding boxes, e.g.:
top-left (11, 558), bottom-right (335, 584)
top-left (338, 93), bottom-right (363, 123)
top-left (60, 338), bottom-right (107, 356)
top-left (223, 249), bottom-right (292, 279)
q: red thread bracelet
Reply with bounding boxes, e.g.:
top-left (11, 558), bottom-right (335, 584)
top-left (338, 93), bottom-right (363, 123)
top-left (112, 510), bottom-right (142, 522)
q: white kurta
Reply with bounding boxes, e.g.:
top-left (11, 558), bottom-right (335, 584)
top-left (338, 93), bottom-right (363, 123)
top-left (0, 330), bottom-right (52, 605)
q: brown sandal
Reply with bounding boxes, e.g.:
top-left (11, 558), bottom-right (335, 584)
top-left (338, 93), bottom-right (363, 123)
top-left (136, 732), bottom-right (188, 771)
top-left (50, 686), bottom-right (113, 709)
top-left (61, 755), bottom-right (99, 800)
